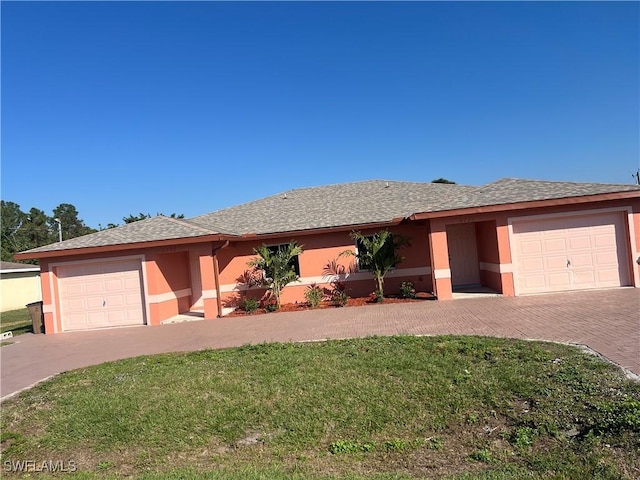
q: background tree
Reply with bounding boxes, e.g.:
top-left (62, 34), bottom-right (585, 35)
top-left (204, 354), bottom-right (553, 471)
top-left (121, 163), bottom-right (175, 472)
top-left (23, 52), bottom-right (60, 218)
top-left (341, 230), bottom-right (409, 301)
top-left (431, 178), bottom-right (456, 184)
top-left (23, 208), bottom-right (54, 248)
top-left (1, 200), bottom-right (95, 262)
top-left (247, 241), bottom-right (303, 310)
top-left (1, 201), bottom-right (29, 261)
top-left (50, 203), bottom-right (96, 240)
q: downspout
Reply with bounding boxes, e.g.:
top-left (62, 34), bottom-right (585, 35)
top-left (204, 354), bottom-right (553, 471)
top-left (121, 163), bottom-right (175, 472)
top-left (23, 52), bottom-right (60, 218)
top-left (212, 240), bottom-right (230, 317)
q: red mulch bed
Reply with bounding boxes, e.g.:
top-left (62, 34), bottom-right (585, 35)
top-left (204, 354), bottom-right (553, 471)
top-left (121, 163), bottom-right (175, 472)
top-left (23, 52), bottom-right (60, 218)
top-left (227, 292), bottom-right (435, 317)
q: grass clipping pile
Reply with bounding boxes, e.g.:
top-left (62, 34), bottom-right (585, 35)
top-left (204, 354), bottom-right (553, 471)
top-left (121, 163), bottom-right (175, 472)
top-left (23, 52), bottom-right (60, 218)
top-left (1, 336), bottom-right (639, 479)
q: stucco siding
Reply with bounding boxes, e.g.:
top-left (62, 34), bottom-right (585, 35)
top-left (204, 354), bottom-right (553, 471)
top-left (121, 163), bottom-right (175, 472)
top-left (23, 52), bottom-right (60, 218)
top-left (0, 271), bottom-right (42, 312)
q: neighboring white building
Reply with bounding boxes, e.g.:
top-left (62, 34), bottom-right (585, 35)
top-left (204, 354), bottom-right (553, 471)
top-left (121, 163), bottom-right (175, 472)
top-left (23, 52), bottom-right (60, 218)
top-left (0, 261), bottom-right (41, 312)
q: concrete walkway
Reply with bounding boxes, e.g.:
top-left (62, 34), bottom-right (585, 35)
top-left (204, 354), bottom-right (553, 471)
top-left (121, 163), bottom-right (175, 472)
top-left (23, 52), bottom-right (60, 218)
top-left (2, 288), bottom-right (639, 400)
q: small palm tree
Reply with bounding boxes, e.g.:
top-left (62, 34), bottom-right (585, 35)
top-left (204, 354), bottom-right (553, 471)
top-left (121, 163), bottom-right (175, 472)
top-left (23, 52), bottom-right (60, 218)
top-left (342, 230), bottom-right (409, 300)
top-left (247, 241), bottom-right (303, 309)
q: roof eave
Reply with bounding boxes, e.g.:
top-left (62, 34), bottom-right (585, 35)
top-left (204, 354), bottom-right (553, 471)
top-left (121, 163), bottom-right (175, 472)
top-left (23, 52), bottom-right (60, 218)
top-left (0, 267), bottom-right (40, 274)
top-left (409, 191), bottom-right (640, 221)
top-left (238, 218), bottom-right (406, 242)
top-left (13, 234), bottom-right (239, 261)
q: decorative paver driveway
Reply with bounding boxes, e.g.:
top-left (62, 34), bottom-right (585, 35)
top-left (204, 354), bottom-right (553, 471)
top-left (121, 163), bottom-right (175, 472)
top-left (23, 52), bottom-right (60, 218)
top-left (1, 288), bottom-right (638, 400)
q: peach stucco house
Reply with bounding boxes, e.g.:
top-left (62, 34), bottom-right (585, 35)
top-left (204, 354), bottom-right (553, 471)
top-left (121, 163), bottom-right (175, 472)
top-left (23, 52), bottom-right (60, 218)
top-left (15, 178), bottom-right (640, 334)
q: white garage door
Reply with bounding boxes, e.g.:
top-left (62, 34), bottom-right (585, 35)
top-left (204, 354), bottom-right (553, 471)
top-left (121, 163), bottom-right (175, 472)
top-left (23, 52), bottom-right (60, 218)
top-left (57, 259), bottom-right (145, 331)
top-left (512, 212), bottom-right (630, 295)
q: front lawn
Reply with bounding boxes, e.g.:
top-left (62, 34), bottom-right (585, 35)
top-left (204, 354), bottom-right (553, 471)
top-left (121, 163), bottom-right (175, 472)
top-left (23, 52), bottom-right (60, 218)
top-left (0, 308), bottom-right (32, 336)
top-left (1, 336), bottom-right (638, 479)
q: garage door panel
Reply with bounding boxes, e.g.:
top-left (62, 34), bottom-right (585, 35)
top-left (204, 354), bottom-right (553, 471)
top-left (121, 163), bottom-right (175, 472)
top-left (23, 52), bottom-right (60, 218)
top-left (595, 250), bottom-right (618, 264)
top-left (63, 283), bottom-right (87, 296)
top-left (523, 275), bottom-right (546, 290)
top-left (522, 257), bottom-right (544, 271)
top-left (105, 278), bottom-right (124, 291)
top-left (571, 254), bottom-right (593, 268)
top-left (513, 212), bottom-right (630, 295)
top-left (568, 236), bottom-right (591, 249)
top-left (546, 255), bottom-right (568, 269)
top-left (105, 295), bottom-right (125, 307)
top-left (518, 237), bottom-right (542, 253)
top-left (548, 272), bottom-right (571, 288)
top-left (84, 281), bottom-right (104, 295)
top-left (594, 233), bottom-right (616, 248)
top-left (57, 259), bottom-right (145, 331)
top-left (67, 298), bottom-right (88, 310)
top-left (572, 270), bottom-right (595, 285)
top-left (85, 296), bottom-right (104, 309)
top-left (597, 269), bottom-right (623, 283)
top-left (544, 238), bottom-right (566, 252)
top-left (87, 311), bottom-right (108, 326)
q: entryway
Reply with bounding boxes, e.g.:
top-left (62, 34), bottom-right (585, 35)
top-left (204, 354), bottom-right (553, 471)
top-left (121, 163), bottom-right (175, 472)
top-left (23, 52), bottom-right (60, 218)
top-left (446, 223), bottom-right (481, 288)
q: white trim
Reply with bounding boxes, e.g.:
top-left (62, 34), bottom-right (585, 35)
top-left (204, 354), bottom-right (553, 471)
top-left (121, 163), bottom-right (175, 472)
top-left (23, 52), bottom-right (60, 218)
top-left (508, 205), bottom-right (634, 224)
top-left (42, 304), bottom-right (54, 314)
top-left (218, 266), bottom-right (433, 292)
top-left (433, 268), bottom-right (451, 279)
top-left (629, 209), bottom-right (640, 287)
top-left (49, 255), bottom-right (148, 333)
top-left (0, 268), bottom-right (40, 274)
top-left (141, 255), bottom-right (151, 328)
top-left (147, 288), bottom-right (191, 304)
top-left (479, 262), bottom-right (513, 274)
top-left (201, 289), bottom-right (218, 299)
top-left (508, 206), bottom-right (636, 295)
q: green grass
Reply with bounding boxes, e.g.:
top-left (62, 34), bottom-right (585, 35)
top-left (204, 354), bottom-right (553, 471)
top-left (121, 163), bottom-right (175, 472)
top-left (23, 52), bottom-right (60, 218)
top-left (1, 336), bottom-right (639, 479)
top-left (0, 307), bottom-right (32, 336)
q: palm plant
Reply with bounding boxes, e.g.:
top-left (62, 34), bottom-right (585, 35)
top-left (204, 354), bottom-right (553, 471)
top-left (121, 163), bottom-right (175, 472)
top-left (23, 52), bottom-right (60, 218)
top-left (247, 241), bottom-right (303, 310)
top-left (341, 230), bottom-right (409, 300)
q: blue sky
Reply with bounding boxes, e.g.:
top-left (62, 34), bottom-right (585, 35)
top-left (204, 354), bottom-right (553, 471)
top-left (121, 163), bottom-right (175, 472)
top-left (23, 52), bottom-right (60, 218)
top-left (2, 1), bottom-right (638, 229)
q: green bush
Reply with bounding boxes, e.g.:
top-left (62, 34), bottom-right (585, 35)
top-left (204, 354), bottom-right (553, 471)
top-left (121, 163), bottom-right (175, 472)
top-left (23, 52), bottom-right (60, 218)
top-left (304, 284), bottom-right (324, 308)
top-left (400, 281), bottom-right (417, 299)
top-left (241, 297), bottom-right (259, 314)
top-left (263, 298), bottom-right (278, 312)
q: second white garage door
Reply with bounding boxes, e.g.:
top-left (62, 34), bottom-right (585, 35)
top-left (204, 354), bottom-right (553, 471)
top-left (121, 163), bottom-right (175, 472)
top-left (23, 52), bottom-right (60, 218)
top-left (512, 212), bottom-right (630, 295)
top-left (57, 258), bottom-right (146, 331)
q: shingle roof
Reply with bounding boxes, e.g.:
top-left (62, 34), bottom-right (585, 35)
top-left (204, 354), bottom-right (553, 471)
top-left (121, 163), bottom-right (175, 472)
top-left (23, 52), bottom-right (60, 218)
top-left (21, 215), bottom-right (221, 254)
top-left (471, 178), bottom-right (640, 206)
top-left (0, 261), bottom-right (40, 272)
top-left (17, 178), bottom-right (640, 256)
top-left (189, 178), bottom-right (640, 234)
top-left (189, 180), bottom-right (479, 235)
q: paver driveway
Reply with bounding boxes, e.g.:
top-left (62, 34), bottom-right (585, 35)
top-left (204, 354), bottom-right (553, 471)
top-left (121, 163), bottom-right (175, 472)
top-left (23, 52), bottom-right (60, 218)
top-left (1, 288), bottom-right (639, 400)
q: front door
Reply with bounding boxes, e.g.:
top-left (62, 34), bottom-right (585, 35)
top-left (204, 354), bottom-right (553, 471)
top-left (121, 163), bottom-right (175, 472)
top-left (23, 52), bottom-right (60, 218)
top-left (446, 223), bottom-right (480, 287)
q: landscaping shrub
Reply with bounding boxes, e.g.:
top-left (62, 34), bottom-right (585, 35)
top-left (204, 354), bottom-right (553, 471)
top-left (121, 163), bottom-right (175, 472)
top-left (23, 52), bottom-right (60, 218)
top-left (400, 281), bottom-right (417, 299)
top-left (304, 283), bottom-right (324, 308)
top-left (330, 281), bottom-right (348, 307)
top-left (241, 297), bottom-right (259, 314)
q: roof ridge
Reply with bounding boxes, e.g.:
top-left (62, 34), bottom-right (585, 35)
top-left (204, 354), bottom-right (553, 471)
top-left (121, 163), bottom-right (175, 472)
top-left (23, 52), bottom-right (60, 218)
top-left (158, 215), bottom-right (218, 234)
top-left (490, 177), bottom-right (640, 188)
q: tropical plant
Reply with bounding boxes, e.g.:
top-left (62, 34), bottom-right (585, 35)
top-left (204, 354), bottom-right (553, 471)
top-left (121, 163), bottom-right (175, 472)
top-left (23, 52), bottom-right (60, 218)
top-left (341, 230), bottom-right (409, 300)
top-left (247, 241), bottom-right (303, 310)
top-left (400, 281), bottom-right (417, 299)
top-left (330, 281), bottom-right (348, 307)
top-left (304, 283), bottom-right (324, 308)
top-left (241, 297), bottom-right (259, 314)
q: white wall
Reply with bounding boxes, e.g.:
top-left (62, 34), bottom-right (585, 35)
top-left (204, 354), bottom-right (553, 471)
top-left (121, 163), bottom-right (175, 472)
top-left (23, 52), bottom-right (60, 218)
top-left (0, 272), bottom-right (42, 312)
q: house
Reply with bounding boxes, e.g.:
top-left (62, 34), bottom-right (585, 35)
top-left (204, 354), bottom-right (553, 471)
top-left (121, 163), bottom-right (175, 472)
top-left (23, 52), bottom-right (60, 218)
top-left (14, 178), bottom-right (640, 334)
top-left (0, 261), bottom-right (42, 312)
